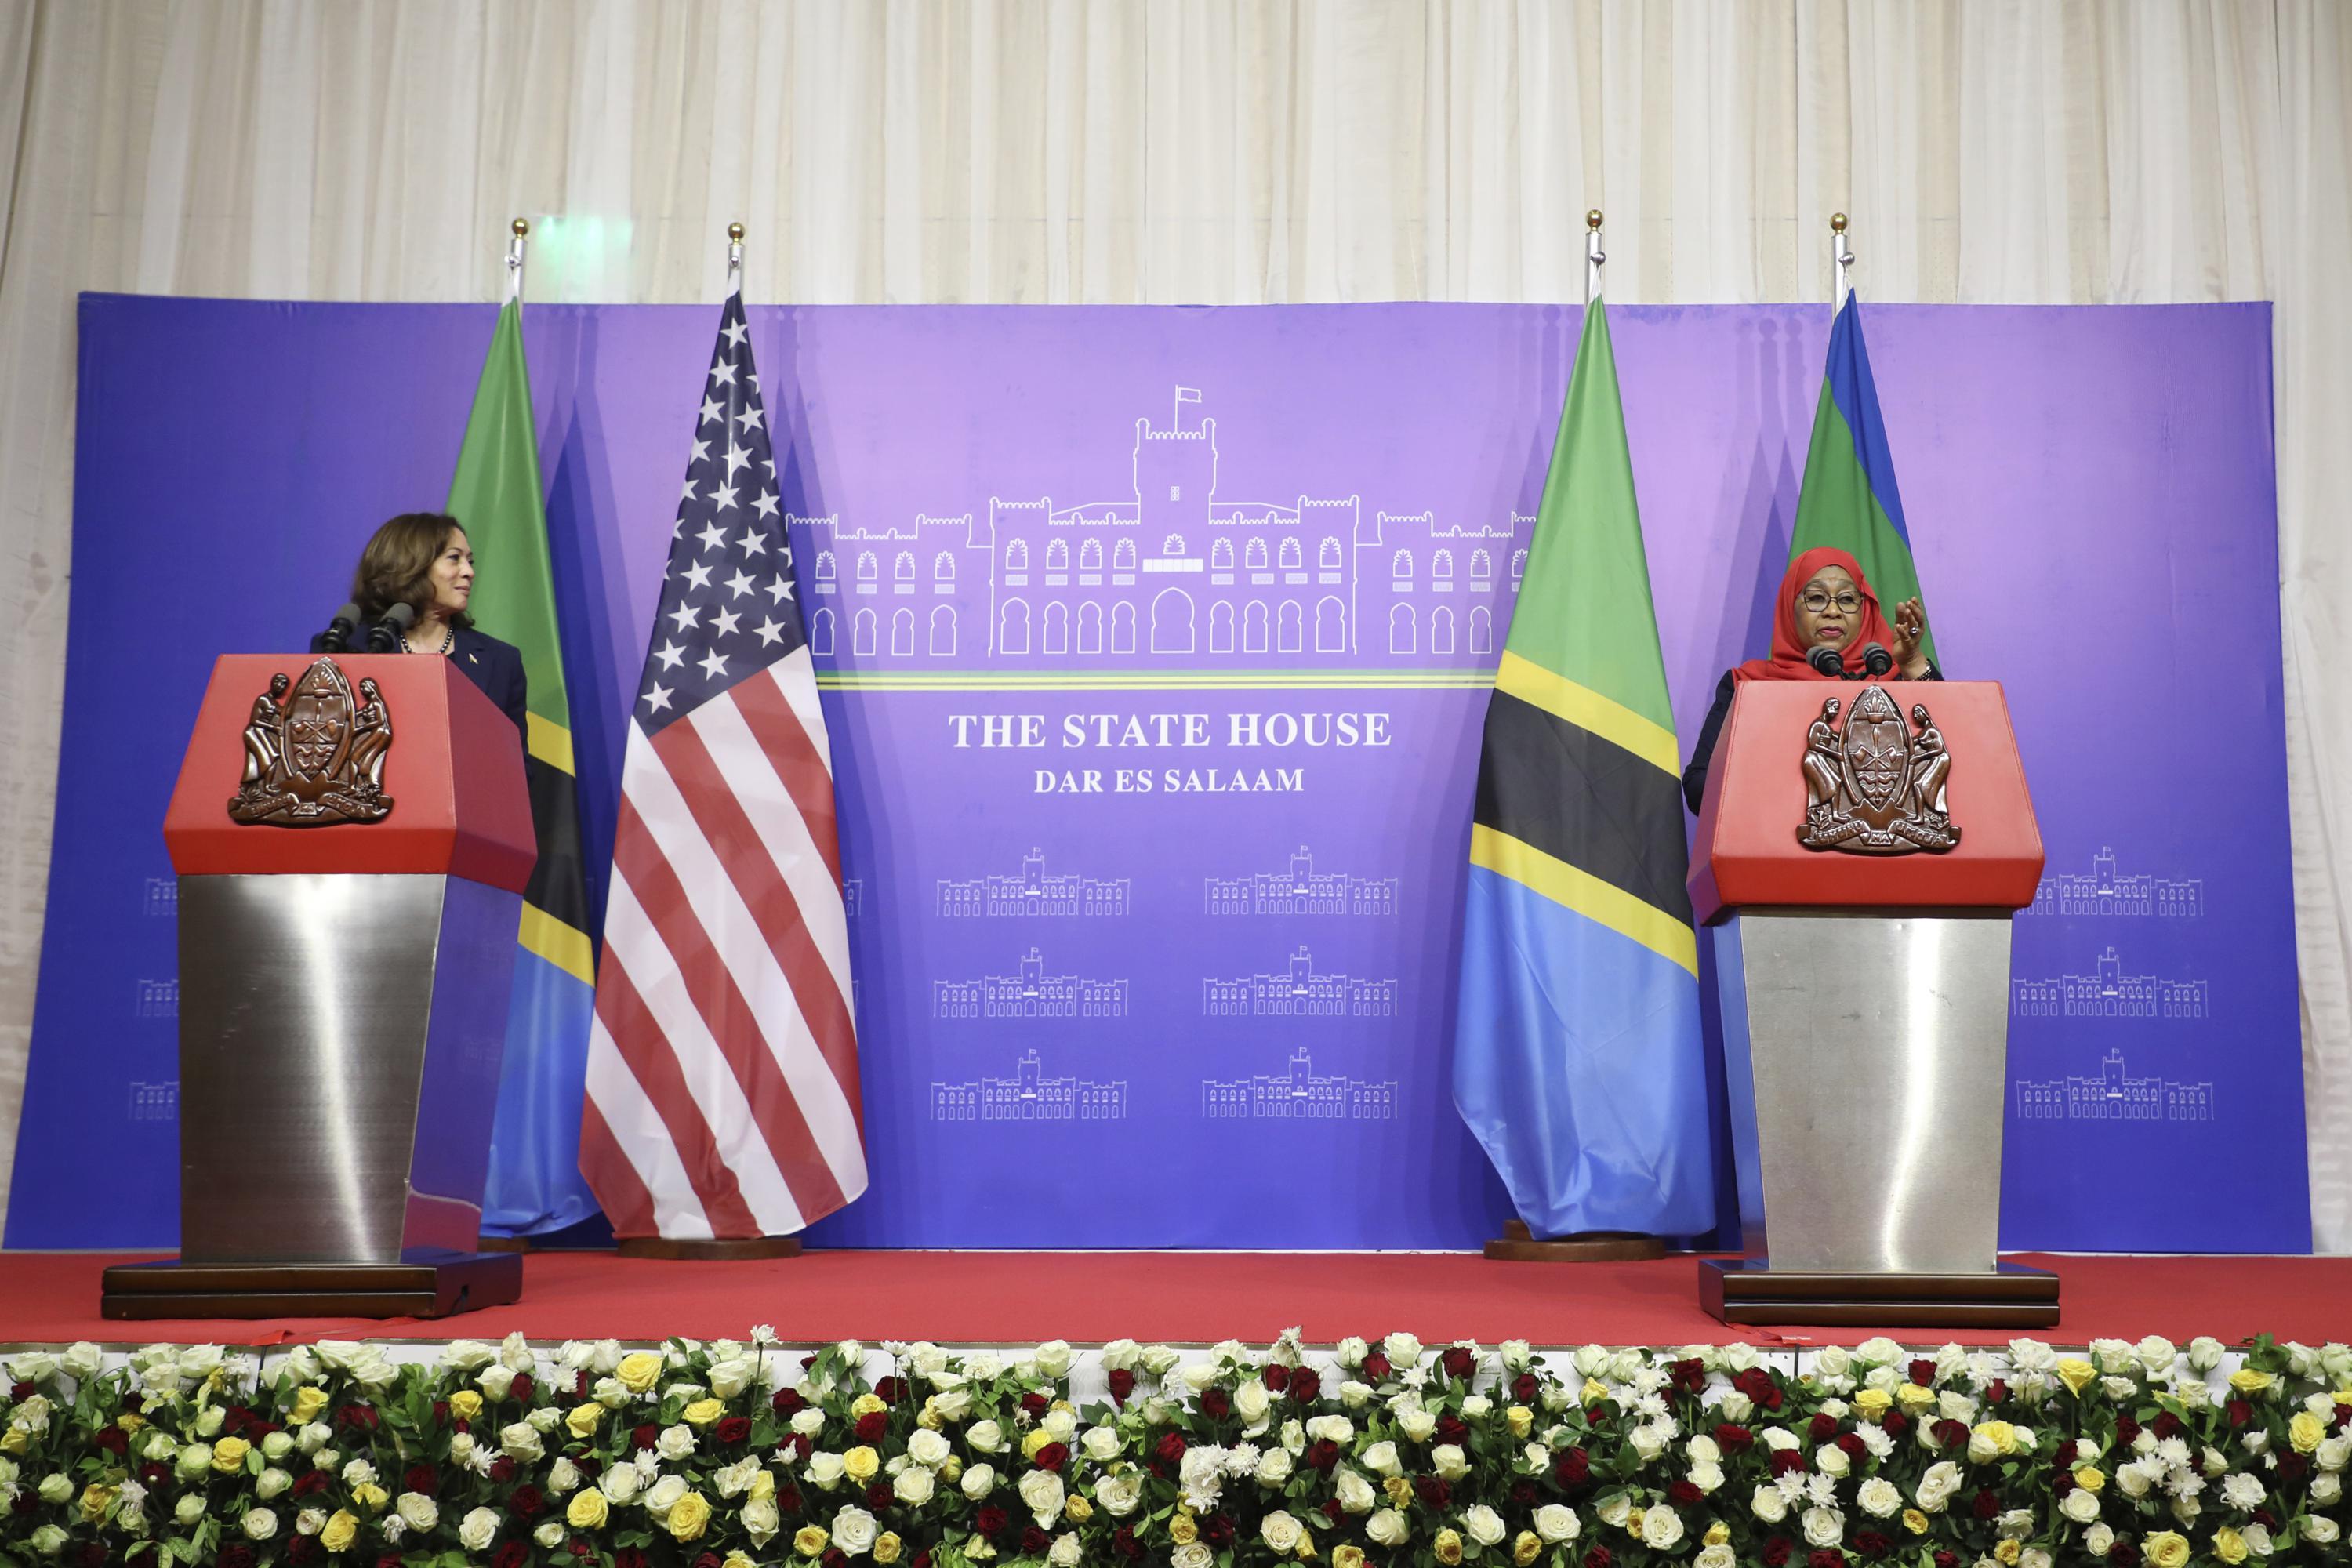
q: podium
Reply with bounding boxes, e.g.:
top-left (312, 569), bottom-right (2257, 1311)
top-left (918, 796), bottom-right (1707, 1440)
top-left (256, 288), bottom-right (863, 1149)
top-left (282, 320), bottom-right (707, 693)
top-left (1688, 680), bottom-right (2058, 1327)
top-left (101, 655), bottom-right (535, 1319)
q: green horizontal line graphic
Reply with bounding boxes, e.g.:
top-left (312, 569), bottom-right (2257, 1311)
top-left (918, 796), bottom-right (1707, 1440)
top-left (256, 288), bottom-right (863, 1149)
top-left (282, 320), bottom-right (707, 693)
top-left (814, 669), bottom-right (1494, 691)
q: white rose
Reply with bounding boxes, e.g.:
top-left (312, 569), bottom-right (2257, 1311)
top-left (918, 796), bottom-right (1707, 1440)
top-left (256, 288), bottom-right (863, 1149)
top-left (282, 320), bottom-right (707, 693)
top-left (1817, 1444), bottom-right (1851, 1477)
top-left (1697, 1547), bottom-right (1736, 1568)
top-left (1857, 1478), bottom-right (1902, 1518)
top-left (600, 1464), bottom-right (641, 1504)
top-left (1181, 1364), bottom-right (1220, 1394)
top-left (458, 1508), bottom-right (499, 1552)
top-left (1256, 1447), bottom-right (1293, 1486)
top-left (2316, 1435), bottom-right (2350, 1473)
top-left (1046, 1533), bottom-right (1081, 1568)
top-left (295, 1508), bottom-right (327, 1537)
top-left (1461, 1395), bottom-right (1492, 1419)
top-left (881, 1465), bottom-right (929, 1505)
top-left (1398, 1407), bottom-right (1436, 1443)
top-left (789, 1408), bottom-right (826, 1437)
top-left (532, 1521), bottom-right (564, 1550)
top-left (1094, 1469), bottom-right (1142, 1515)
top-left (1465, 1504), bottom-right (1507, 1546)
top-left (2116, 1463), bottom-right (2154, 1499)
top-left (1041, 1408), bottom-right (1076, 1443)
top-left (1432, 1443), bottom-right (1469, 1480)
top-left (1629, 1424), bottom-right (1669, 1462)
top-left (395, 1493), bottom-right (438, 1532)
top-left (1362, 1440), bottom-right (1402, 1476)
top-left (1762, 1427), bottom-right (1801, 1451)
top-left (967, 1420), bottom-right (1004, 1454)
top-left (1383, 1333), bottom-right (1423, 1367)
top-left (240, 1509), bottom-right (279, 1541)
top-left (742, 1497), bottom-right (781, 1545)
top-left (706, 1357), bottom-right (755, 1399)
top-left (1751, 1484), bottom-right (1789, 1523)
top-left (1017, 1468), bottom-right (1064, 1522)
top-left (1261, 1510), bottom-right (1306, 1552)
top-left (805, 1452), bottom-right (845, 1488)
top-left (1138, 1346), bottom-right (1182, 1377)
top-left (2314, 1472), bottom-right (2343, 1504)
top-left (832, 1504), bottom-right (877, 1555)
top-left (1234, 1381), bottom-right (1270, 1423)
top-left (1720, 1390), bottom-right (1755, 1423)
top-left (1033, 1341), bottom-right (1073, 1378)
top-left (1917, 1461), bottom-right (1962, 1512)
top-left (1169, 1544), bottom-right (1214, 1568)
top-left (1572, 1345), bottom-right (1611, 1377)
top-left (2060, 1486), bottom-right (2100, 1523)
top-left (477, 1363), bottom-right (517, 1400)
top-left (1338, 1380), bottom-right (1374, 1408)
top-left (255, 1468), bottom-right (292, 1501)
top-left (2086, 1524), bottom-right (2116, 1556)
top-left (1801, 1505), bottom-right (1845, 1548)
top-left (1534, 1504), bottom-right (1580, 1542)
top-left (1641, 1504), bottom-right (1685, 1548)
top-left (1333, 1468), bottom-right (1375, 1512)
top-left (644, 1475), bottom-right (688, 1518)
top-left (887, 1427), bottom-right (942, 1469)
top-left (499, 1421), bottom-right (543, 1463)
top-left (2307, 1516), bottom-right (2342, 1545)
top-left (1366, 1508), bottom-right (1410, 1546)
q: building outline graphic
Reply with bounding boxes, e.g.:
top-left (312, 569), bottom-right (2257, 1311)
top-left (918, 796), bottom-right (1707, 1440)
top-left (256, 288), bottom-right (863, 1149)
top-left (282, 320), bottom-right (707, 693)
top-left (128, 1080), bottom-right (178, 1123)
top-left (935, 947), bottom-right (1130, 1019)
top-left (2027, 846), bottom-right (2203, 918)
top-left (2011, 946), bottom-right (2208, 1019)
top-left (1201, 1047), bottom-right (1399, 1120)
top-left (1204, 845), bottom-right (1399, 916)
top-left (1203, 945), bottom-right (1399, 1018)
top-left (134, 978), bottom-right (177, 1020)
top-left (938, 848), bottom-right (1131, 917)
top-left (931, 1050), bottom-right (1128, 1121)
top-left (2013, 1049), bottom-right (2215, 1122)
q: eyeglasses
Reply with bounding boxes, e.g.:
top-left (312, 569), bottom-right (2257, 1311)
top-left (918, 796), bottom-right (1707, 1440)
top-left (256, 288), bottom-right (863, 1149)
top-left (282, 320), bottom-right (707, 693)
top-left (1798, 590), bottom-right (1862, 615)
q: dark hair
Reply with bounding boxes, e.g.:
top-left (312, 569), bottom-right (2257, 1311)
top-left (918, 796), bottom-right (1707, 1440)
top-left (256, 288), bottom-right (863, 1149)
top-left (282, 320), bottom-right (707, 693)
top-left (350, 512), bottom-right (474, 630)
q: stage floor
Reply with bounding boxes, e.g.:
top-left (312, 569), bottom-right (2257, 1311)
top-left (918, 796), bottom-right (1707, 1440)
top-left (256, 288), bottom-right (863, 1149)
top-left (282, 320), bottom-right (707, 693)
top-left (3, 1250), bottom-right (2346, 1348)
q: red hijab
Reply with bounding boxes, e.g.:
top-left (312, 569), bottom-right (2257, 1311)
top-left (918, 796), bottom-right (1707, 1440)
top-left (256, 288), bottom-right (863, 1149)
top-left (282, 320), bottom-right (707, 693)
top-left (1733, 546), bottom-right (1900, 682)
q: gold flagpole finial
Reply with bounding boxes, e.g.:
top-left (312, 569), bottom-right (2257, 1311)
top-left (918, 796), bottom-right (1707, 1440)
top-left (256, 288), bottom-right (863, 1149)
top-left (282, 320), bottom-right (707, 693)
top-left (1830, 212), bottom-right (1847, 234)
top-left (511, 217), bottom-right (529, 238)
top-left (728, 221), bottom-right (746, 242)
top-left (1586, 209), bottom-right (1603, 231)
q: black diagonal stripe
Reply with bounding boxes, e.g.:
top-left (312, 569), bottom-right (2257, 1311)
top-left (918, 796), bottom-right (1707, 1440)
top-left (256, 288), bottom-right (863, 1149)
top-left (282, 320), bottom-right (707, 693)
top-left (1473, 689), bottom-right (1694, 927)
top-left (524, 752), bottom-right (591, 935)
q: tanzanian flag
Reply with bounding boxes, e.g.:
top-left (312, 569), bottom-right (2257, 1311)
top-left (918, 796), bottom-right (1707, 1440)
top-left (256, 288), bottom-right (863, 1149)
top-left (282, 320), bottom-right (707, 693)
top-left (448, 299), bottom-right (601, 1236)
top-left (1791, 295), bottom-right (1936, 665)
top-left (1451, 300), bottom-right (1717, 1239)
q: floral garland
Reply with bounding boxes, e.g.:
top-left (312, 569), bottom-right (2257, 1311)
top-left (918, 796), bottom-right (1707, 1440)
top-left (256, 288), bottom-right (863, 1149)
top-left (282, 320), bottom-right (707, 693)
top-left (2, 1330), bottom-right (2348, 1568)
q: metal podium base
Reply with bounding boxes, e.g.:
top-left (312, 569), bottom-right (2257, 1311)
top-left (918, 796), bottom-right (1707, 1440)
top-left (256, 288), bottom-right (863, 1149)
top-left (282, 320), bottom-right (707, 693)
top-left (101, 1250), bottom-right (522, 1320)
top-left (1699, 1260), bottom-right (2060, 1328)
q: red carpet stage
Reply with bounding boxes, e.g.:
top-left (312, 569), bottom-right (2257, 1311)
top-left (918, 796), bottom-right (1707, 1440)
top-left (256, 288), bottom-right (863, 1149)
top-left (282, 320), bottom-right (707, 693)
top-left (5, 1250), bottom-right (2344, 1347)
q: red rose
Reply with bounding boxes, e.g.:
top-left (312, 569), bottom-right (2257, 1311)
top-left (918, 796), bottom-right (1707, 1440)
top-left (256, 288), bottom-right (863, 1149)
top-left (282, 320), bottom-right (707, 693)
top-left (778, 1486), bottom-right (803, 1516)
top-left (1810, 1552), bottom-right (1845, 1568)
top-left (876, 1377), bottom-right (909, 1404)
top-left (1200, 1513), bottom-right (1234, 1548)
top-left (569, 1542), bottom-right (597, 1560)
top-left (1934, 1554), bottom-right (1959, 1568)
top-left (2115, 1416), bottom-right (2141, 1446)
top-left (1671, 1358), bottom-right (1706, 1393)
top-left (1113, 1526), bottom-right (1144, 1560)
top-left (9, 1381), bottom-right (33, 1400)
top-left (1933, 1419), bottom-right (1970, 1451)
top-left (1020, 1527), bottom-right (1050, 1554)
top-left (1512, 1373), bottom-right (1539, 1404)
top-left (380, 1554), bottom-right (409, 1568)
top-left (138, 1464), bottom-right (169, 1489)
top-left (94, 1426), bottom-right (128, 1456)
top-left (1035, 1443), bottom-right (1069, 1472)
top-left (2253, 1508), bottom-right (2279, 1531)
top-left (1555, 1446), bottom-right (1591, 1485)
top-left (1287, 1368), bottom-right (1320, 1404)
top-left (1443, 1346), bottom-right (1475, 1379)
top-left (405, 1465), bottom-right (437, 1494)
top-left (692, 1553), bottom-right (723, 1568)
top-left (1986, 1379), bottom-right (2008, 1403)
top-left (1909, 1359), bottom-right (1936, 1387)
top-left (292, 1470), bottom-right (331, 1497)
top-left (1106, 1369), bottom-right (1136, 1405)
top-left (1361, 1352), bottom-right (1392, 1381)
top-left (1154, 1432), bottom-right (1186, 1464)
top-left (1201, 1386), bottom-right (1232, 1420)
top-left (793, 1433), bottom-right (813, 1459)
top-left (773, 1388), bottom-right (804, 1414)
top-left (11, 1495), bottom-right (36, 1516)
top-left (1436, 1414), bottom-right (1468, 1446)
top-left (2278, 1454), bottom-right (2311, 1483)
top-left (1854, 1531), bottom-right (1890, 1557)
top-left (219, 1549), bottom-right (256, 1568)
top-left (287, 1541), bottom-right (320, 1567)
top-left (574, 1371), bottom-right (590, 1399)
top-left (716, 1417), bottom-right (751, 1446)
top-left (1669, 1479), bottom-right (1703, 1506)
top-left (2226, 1400), bottom-right (2252, 1428)
top-left (1321, 1498), bottom-right (1345, 1523)
top-left (1809, 1414), bottom-right (1839, 1443)
top-left (1307, 1439), bottom-right (1340, 1472)
top-left (855, 1412), bottom-right (888, 1443)
top-left (1582, 1548), bottom-right (1613, 1568)
top-left (866, 1483), bottom-right (893, 1512)
top-left (1416, 1476), bottom-right (1450, 1510)
top-left (2107, 1545), bottom-right (2140, 1567)
top-left (2334, 1400), bottom-right (2352, 1428)
top-left (508, 1374), bottom-right (535, 1403)
top-left (1714, 1423), bottom-right (1755, 1452)
top-left (1263, 1365), bottom-right (1290, 1392)
top-left (975, 1505), bottom-right (1009, 1537)
top-left (823, 1552), bottom-right (848, 1568)
top-left (488, 1457), bottom-right (518, 1484)
top-left (2152, 1412), bottom-right (2185, 1440)
top-left (615, 1552), bottom-right (651, 1568)
top-left (1882, 1411), bottom-right (1910, 1439)
top-left (913, 1555), bottom-right (933, 1568)
top-left (335, 1404), bottom-right (378, 1432)
top-left (633, 1422), bottom-right (660, 1451)
top-left (1762, 1540), bottom-right (1792, 1568)
top-left (576, 1457), bottom-right (603, 1479)
top-left (1973, 1489), bottom-right (2001, 1520)
top-left (1511, 1481), bottom-right (1537, 1507)
top-left (1020, 1392), bottom-right (1049, 1417)
top-left (76, 1544), bottom-right (107, 1568)
top-left (510, 1485), bottom-right (545, 1519)
top-left (1837, 1433), bottom-right (1867, 1462)
top-left (1769, 1449), bottom-right (1807, 1478)
top-left (432, 1399), bottom-right (450, 1426)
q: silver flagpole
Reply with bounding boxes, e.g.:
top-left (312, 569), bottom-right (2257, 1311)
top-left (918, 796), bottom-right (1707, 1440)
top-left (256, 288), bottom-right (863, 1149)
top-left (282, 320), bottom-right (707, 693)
top-left (506, 218), bottom-right (528, 302)
top-left (728, 220), bottom-right (745, 296)
top-left (1585, 209), bottom-right (1606, 303)
top-left (1832, 212), bottom-right (1853, 309)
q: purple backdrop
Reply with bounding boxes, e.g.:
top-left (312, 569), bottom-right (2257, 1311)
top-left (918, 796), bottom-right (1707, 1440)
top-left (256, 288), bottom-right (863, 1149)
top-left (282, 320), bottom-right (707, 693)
top-left (5, 296), bottom-right (2307, 1253)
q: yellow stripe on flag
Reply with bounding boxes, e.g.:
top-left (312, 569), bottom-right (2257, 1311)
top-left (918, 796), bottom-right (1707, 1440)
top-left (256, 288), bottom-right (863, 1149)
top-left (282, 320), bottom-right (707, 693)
top-left (528, 713), bottom-right (575, 775)
top-left (1493, 651), bottom-right (1681, 777)
top-left (1469, 822), bottom-right (1698, 978)
top-left (519, 902), bottom-right (595, 985)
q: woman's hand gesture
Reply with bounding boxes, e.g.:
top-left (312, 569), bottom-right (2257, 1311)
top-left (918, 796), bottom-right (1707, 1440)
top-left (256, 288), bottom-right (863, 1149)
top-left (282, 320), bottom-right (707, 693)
top-left (1891, 597), bottom-right (1929, 677)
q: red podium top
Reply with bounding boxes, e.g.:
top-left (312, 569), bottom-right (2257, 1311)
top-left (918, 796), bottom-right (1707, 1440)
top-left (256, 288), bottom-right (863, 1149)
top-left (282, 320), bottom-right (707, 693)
top-left (1686, 679), bottom-right (2042, 924)
top-left (164, 654), bottom-right (535, 890)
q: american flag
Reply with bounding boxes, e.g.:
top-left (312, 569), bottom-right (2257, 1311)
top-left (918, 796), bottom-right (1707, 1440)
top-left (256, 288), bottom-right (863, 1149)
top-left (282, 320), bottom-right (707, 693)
top-left (579, 292), bottom-right (866, 1239)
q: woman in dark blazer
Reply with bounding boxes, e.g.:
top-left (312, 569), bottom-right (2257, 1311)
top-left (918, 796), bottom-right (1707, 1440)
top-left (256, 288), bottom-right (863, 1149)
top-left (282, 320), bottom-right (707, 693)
top-left (312, 511), bottom-right (528, 739)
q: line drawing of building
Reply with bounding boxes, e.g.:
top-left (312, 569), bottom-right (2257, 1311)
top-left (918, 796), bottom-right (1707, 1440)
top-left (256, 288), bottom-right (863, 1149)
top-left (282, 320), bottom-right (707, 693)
top-left (1202, 945), bottom-right (1399, 1017)
top-left (1203, 844), bottom-right (1399, 916)
top-left (935, 948), bottom-right (1130, 1019)
top-left (2013, 1049), bottom-right (2216, 1122)
top-left (2011, 946), bottom-right (2207, 1019)
top-left (135, 979), bottom-right (177, 1020)
top-left (843, 879), bottom-right (865, 919)
top-left (143, 878), bottom-right (176, 918)
top-left (931, 1051), bottom-right (1128, 1121)
top-left (938, 848), bottom-right (1131, 917)
top-left (793, 387), bottom-right (1526, 668)
top-left (127, 1080), bottom-right (178, 1122)
top-left (1201, 1047), bottom-right (1399, 1120)
top-left (2027, 846), bottom-right (2203, 917)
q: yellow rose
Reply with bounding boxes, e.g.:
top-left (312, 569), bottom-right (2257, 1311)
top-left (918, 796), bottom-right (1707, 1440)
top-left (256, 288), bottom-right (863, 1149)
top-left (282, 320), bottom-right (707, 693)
top-left (918, 1400), bottom-right (943, 1431)
top-left (79, 1486), bottom-right (116, 1525)
top-left (2212, 1526), bottom-right (2249, 1565)
top-left (873, 1536), bottom-right (902, 1566)
top-left (1902, 1509), bottom-right (1929, 1535)
top-left (0, 1430), bottom-right (24, 1456)
top-left (750, 1471), bottom-right (777, 1503)
top-left (1580, 1377), bottom-right (1610, 1406)
top-left (2143, 1531), bottom-right (2190, 1568)
top-left (1065, 1495), bottom-right (1094, 1524)
top-left (843, 1445), bottom-right (880, 1482)
top-left (567, 1489), bottom-right (608, 1530)
top-left (1333, 1548), bottom-right (1367, 1568)
top-left (1433, 1528), bottom-right (1465, 1566)
top-left (321, 1509), bottom-right (360, 1553)
top-left (1994, 1539), bottom-right (2022, 1566)
top-left (1383, 1475), bottom-right (1414, 1508)
top-left (683, 1398), bottom-right (726, 1428)
top-left (117, 1414), bottom-right (147, 1433)
top-left (1973, 1420), bottom-right (2018, 1456)
top-left (212, 1436), bottom-right (251, 1472)
top-left (1704, 1523), bottom-right (1730, 1546)
top-left (2055, 1359), bottom-right (2098, 1396)
top-left (1170, 1512), bottom-right (1200, 1545)
top-left (1022, 1428), bottom-right (1053, 1461)
top-left (1505, 1406), bottom-right (1534, 1438)
top-left (852, 1393), bottom-right (887, 1417)
top-left (288, 1386), bottom-right (328, 1424)
top-left (2228, 1369), bottom-right (2274, 1395)
top-left (941, 1457), bottom-right (963, 1485)
top-left (1853, 1387), bottom-right (1893, 1420)
top-left (2074, 1466), bottom-right (2105, 1494)
top-left (567, 1403), bottom-right (606, 1439)
top-left (352, 1483), bottom-right (388, 1513)
top-left (666, 1489), bottom-right (713, 1542)
top-left (1896, 1384), bottom-right (1937, 1412)
top-left (447, 1389), bottom-right (483, 1421)
top-left (2290, 1412), bottom-right (2327, 1453)
top-left (725, 1555), bottom-right (757, 1568)
top-left (794, 1525), bottom-right (831, 1558)
top-left (616, 1352), bottom-right (664, 1394)
top-left (1513, 1530), bottom-right (1541, 1566)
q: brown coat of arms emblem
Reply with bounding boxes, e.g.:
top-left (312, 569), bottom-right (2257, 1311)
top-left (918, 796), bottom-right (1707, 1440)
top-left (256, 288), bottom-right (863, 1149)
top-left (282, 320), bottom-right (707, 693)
top-left (227, 658), bottom-right (394, 826)
top-left (1796, 684), bottom-right (1958, 854)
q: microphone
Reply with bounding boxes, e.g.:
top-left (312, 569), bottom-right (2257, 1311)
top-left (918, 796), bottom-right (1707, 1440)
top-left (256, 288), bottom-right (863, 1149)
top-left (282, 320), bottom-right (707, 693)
top-left (367, 601), bottom-right (416, 654)
top-left (1858, 641), bottom-right (1895, 677)
top-left (1806, 644), bottom-right (1846, 677)
top-left (318, 601), bottom-right (362, 653)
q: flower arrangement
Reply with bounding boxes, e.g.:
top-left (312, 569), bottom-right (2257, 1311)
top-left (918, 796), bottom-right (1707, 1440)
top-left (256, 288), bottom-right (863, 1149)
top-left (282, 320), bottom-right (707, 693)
top-left (2, 1330), bottom-right (2347, 1568)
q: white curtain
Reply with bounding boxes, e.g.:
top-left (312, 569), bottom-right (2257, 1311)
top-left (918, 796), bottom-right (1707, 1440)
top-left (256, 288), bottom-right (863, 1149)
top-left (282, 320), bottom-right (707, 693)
top-left (2, 0), bottom-right (2345, 1247)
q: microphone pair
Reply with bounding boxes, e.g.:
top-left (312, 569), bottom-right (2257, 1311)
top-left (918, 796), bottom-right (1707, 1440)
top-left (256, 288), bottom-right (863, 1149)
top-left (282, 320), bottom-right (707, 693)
top-left (1808, 641), bottom-right (1895, 678)
top-left (317, 601), bottom-right (416, 654)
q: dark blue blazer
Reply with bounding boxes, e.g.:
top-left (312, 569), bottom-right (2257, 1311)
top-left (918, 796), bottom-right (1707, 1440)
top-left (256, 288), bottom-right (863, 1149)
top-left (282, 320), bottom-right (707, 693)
top-left (310, 622), bottom-right (528, 742)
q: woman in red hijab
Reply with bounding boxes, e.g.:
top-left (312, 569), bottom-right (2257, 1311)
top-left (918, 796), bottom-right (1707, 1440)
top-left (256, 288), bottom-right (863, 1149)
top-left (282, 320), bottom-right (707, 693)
top-left (1681, 546), bottom-right (1936, 811)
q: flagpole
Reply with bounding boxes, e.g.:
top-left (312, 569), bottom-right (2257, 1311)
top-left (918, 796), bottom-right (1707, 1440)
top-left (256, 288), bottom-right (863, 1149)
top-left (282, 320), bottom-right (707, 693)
top-left (506, 217), bottom-right (528, 303)
top-left (728, 220), bottom-right (744, 297)
top-left (1831, 212), bottom-right (1853, 309)
top-left (1585, 209), bottom-right (1605, 303)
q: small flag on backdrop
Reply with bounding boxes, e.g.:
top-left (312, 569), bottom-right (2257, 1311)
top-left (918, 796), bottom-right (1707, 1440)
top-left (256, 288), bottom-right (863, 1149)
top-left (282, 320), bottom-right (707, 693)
top-left (1451, 299), bottom-right (1716, 1239)
top-left (579, 292), bottom-right (868, 1239)
top-left (447, 299), bottom-right (601, 1237)
top-left (1791, 295), bottom-right (1936, 664)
